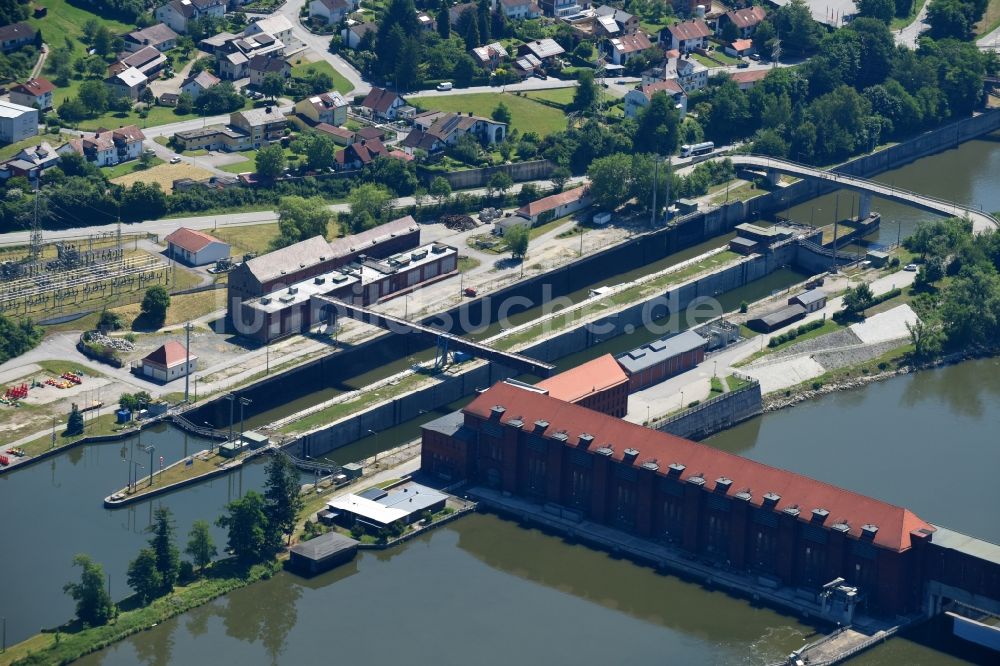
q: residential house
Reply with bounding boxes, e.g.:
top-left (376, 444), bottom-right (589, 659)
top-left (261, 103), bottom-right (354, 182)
top-left (181, 70), bottom-right (221, 99)
top-left (725, 38), bottom-right (754, 58)
top-left (315, 122), bottom-right (355, 145)
top-left (58, 125), bottom-right (145, 167)
top-left (355, 126), bottom-right (386, 142)
top-left (248, 54), bottom-right (291, 87)
top-left (730, 68), bottom-right (769, 90)
top-left (123, 23), bottom-right (179, 52)
top-left (603, 31), bottom-right (653, 66)
top-left (173, 125), bottom-right (251, 152)
top-left (105, 67), bottom-right (148, 100)
top-left (164, 227), bottom-right (231, 266)
top-left (109, 46), bottom-right (168, 82)
top-left (335, 138), bottom-right (389, 170)
top-left (360, 87), bottom-right (406, 120)
top-left (471, 42), bottom-right (508, 71)
top-left (518, 39), bottom-right (565, 66)
top-left (229, 106), bottom-right (287, 148)
top-left (717, 6), bottom-right (766, 38)
top-left (9, 77), bottom-right (55, 111)
top-left (624, 79), bottom-right (687, 119)
top-left (342, 22), bottom-right (376, 50)
top-left (513, 53), bottom-right (543, 77)
top-left (401, 112), bottom-right (506, 154)
top-left (295, 91), bottom-right (349, 126)
top-left (0, 141), bottom-right (59, 183)
top-left (416, 11), bottom-right (436, 31)
top-left (594, 5), bottom-right (638, 35)
top-left (310, 0), bottom-right (351, 24)
top-left (0, 22), bottom-right (37, 53)
top-left (244, 15), bottom-right (294, 44)
top-left (155, 0), bottom-right (226, 34)
top-left (499, 0), bottom-right (541, 20)
top-left (538, 0), bottom-right (587, 17)
top-left (646, 51), bottom-right (707, 92)
top-left (661, 19), bottom-right (711, 53)
top-left (448, 2), bottom-right (476, 26)
top-left (215, 32), bottom-right (285, 80)
top-left (159, 92), bottom-right (180, 106)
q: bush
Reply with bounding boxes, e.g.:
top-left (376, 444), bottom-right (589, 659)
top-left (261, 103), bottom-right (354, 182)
top-left (767, 319), bottom-right (825, 347)
top-left (811, 381), bottom-right (824, 390)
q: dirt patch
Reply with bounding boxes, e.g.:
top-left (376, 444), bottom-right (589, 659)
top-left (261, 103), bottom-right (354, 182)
top-left (111, 162), bottom-right (216, 193)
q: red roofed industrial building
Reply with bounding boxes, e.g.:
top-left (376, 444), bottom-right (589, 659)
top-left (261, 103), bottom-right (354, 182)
top-left (164, 227), bottom-right (231, 266)
top-left (535, 354), bottom-right (629, 416)
top-left (421, 381), bottom-right (938, 615)
top-left (514, 186), bottom-right (591, 225)
top-left (140, 341), bottom-right (197, 382)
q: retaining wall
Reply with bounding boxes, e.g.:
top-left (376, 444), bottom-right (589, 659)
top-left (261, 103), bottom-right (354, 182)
top-left (418, 160), bottom-right (555, 189)
top-left (656, 382), bottom-right (763, 441)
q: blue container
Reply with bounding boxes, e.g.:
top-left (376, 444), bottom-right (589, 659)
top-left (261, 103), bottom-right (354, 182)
top-left (116, 409), bottom-right (132, 424)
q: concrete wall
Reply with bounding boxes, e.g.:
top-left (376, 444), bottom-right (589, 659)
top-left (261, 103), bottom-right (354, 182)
top-left (657, 382), bottom-right (763, 441)
top-left (418, 159), bottom-right (555, 189)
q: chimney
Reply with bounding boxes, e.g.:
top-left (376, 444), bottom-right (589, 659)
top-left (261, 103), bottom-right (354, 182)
top-left (811, 508), bottom-right (829, 524)
top-left (595, 445), bottom-right (613, 457)
top-left (533, 419), bottom-right (549, 433)
top-left (861, 524), bottom-right (879, 540)
top-left (623, 448), bottom-right (639, 464)
top-left (667, 462), bottom-right (685, 477)
top-left (489, 405), bottom-right (505, 420)
top-left (578, 433), bottom-right (594, 448)
top-left (715, 477), bottom-right (732, 493)
top-left (762, 492), bottom-right (781, 508)
top-left (782, 505), bottom-right (801, 518)
top-left (641, 460), bottom-right (659, 472)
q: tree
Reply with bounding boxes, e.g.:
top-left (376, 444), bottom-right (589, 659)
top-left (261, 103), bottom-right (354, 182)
top-left (505, 223), bottom-right (529, 260)
top-left (263, 454), bottom-right (304, 545)
top-left (195, 82), bottom-right (245, 114)
top-left (772, 0), bottom-right (823, 53)
top-left (429, 176), bottom-right (451, 204)
top-left (842, 283), bottom-right (875, 315)
top-left (64, 554), bottom-right (114, 627)
top-left (574, 69), bottom-right (597, 112)
top-left (720, 20), bottom-right (739, 44)
top-left (78, 81), bottom-right (109, 115)
top-left (487, 171), bottom-right (513, 197)
top-left (492, 101), bottom-right (512, 125)
top-left (856, 0), bottom-right (895, 23)
top-left (126, 548), bottom-right (162, 604)
top-left (895, 0), bottom-right (914, 17)
top-left (175, 92), bottom-right (194, 115)
top-left (550, 166), bottom-right (571, 192)
top-left (140, 286), bottom-right (170, 328)
top-left (453, 54), bottom-right (476, 88)
top-left (66, 404), bottom-right (85, 436)
top-left (347, 183), bottom-right (392, 232)
top-left (633, 91), bottom-right (680, 156)
top-left (296, 132), bottom-right (337, 171)
top-left (587, 153), bottom-right (633, 210)
top-left (185, 520), bottom-right (216, 573)
top-left (941, 265), bottom-right (1000, 347)
top-left (926, 0), bottom-right (986, 40)
top-left (437, 0), bottom-right (450, 38)
top-left (907, 319), bottom-right (944, 360)
top-left (149, 507), bottom-right (180, 593)
top-left (0, 314), bottom-right (43, 364)
top-left (260, 72), bottom-right (286, 100)
top-left (93, 25), bottom-right (113, 57)
top-left (255, 144), bottom-right (287, 180)
top-left (461, 7), bottom-right (480, 49)
top-left (217, 490), bottom-right (277, 564)
top-left (273, 196), bottom-right (332, 249)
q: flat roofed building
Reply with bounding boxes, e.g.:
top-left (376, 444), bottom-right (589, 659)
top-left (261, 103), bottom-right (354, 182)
top-left (0, 100), bottom-right (37, 144)
top-left (327, 482), bottom-right (447, 529)
top-left (748, 303), bottom-right (807, 332)
top-left (422, 381), bottom-right (936, 615)
top-left (789, 288), bottom-right (827, 313)
top-left (536, 354), bottom-right (629, 417)
top-left (289, 531), bottom-right (358, 576)
top-left (616, 330), bottom-right (707, 391)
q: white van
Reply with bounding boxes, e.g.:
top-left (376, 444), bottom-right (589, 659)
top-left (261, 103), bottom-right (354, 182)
top-left (436, 81), bottom-right (453, 91)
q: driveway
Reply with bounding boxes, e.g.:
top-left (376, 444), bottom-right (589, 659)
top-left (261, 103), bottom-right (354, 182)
top-left (896, 0), bottom-right (930, 49)
top-left (275, 0), bottom-right (369, 95)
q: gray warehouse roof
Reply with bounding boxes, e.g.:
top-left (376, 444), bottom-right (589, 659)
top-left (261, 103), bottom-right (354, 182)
top-left (616, 330), bottom-right (708, 375)
top-left (756, 303), bottom-right (807, 328)
top-left (792, 288), bottom-right (826, 307)
top-left (421, 411), bottom-right (465, 437)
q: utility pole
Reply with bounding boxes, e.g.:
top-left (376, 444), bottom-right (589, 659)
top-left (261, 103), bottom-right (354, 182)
top-left (144, 443), bottom-right (155, 487)
top-left (238, 396), bottom-right (251, 443)
top-left (832, 194), bottom-right (840, 273)
top-left (184, 321), bottom-right (193, 403)
top-left (651, 155), bottom-right (659, 226)
top-left (225, 393), bottom-right (235, 443)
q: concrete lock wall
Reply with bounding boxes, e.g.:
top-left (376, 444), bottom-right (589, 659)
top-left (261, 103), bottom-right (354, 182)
top-left (418, 160), bottom-right (555, 189)
top-left (657, 383), bottom-right (763, 441)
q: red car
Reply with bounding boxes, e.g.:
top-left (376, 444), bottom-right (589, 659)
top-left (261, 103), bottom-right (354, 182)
top-left (463, 287), bottom-right (478, 297)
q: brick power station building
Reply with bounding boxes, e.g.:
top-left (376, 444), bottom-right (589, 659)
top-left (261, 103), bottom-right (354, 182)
top-left (422, 381), bottom-right (1000, 617)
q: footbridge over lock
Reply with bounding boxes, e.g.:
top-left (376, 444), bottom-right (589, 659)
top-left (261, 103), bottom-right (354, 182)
top-left (312, 295), bottom-right (556, 378)
top-left (729, 155), bottom-right (1000, 234)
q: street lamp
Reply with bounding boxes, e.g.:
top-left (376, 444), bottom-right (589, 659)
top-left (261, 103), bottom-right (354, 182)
top-left (238, 396), bottom-right (252, 443)
top-left (367, 428), bottom-right (379, 464)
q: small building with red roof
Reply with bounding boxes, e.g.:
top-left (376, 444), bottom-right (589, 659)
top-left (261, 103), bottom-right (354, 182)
top-left (513, 185), bottom-right (591, 225)
top-left (536, 354), bottom-right (629, 417)
top-left (140, 340), bottom-right (197, 382)
top-left (164, 227), bottom-right (230, 266)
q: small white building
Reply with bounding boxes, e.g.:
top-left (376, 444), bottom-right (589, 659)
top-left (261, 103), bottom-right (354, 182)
top-left (0, 100), bottom-right (38, 144)
top-left (244, 15), bottom-right (294, 45)
top-left (164, 227), bottom-right (231, 266)
top-left (624, 79), bottom-right (687, 119)
top-left (661, 19), bottom-right (711, 53)
top-left (9, 77), bottom-right (55, 111)
top-left (310, 0), bottom-right (351, 24)
top-left (295, 91), bottom-right (348, 126)
top-left (181, 70), bottom-right (221, 100)
top-left (140, 341), bottom-right (198, 382)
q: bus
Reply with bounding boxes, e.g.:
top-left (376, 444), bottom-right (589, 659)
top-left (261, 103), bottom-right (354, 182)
top-left (680, 142), bottom-right (715, 158)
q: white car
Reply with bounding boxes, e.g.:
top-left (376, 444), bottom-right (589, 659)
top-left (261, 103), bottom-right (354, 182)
top-left (169, 155), bottom-right (182, 164)
top-left (436, 82), bottom-right (453, 91)
top-left (904, 263), bottom-right (918, 272)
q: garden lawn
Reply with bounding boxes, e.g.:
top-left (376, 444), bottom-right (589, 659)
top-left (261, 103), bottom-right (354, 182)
top-left (413, 92), bottom-right (568, 136)
top-left (101, 157), bottom-right (164, 179)
top-left (0, 132), bottom-right (64, 160)
top-left (290, 58), bottom-right (353, 94)
top-left (523, 87), bottom-right (576, 107)
top-left (31, 0), bottom-right (132, 63)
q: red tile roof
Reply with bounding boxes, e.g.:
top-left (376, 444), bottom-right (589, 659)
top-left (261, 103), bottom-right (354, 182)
top-left (641, 79), bottom-right (684, 99)
top-left (516, 185), bottom-right (589, 218)
top-left (727, 6), bottom-right (767, 29)
top-left (143, 340), bottom-right (195, 368)
top-left (667, 19), bottom-right (712, 42)
top-left (536, 354), bottom-right (628, 403)
top-left (361, 87), bottom-right (402, 114)
top-left (464, 382), bottom-right (933, 552)
top-left (730, 69), bottom-right (769, 87)
top-left (164, 227), bottom-right (225, 253)
top-left (11, 77), bottom-right (55, 97)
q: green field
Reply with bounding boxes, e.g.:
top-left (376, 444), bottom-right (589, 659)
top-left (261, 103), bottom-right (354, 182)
top-left (413, 92), bottom-right (569, 136)
top-left (101, 157), bottom-right (165, 179)
top-left (289, 58), bottom-right (353, 94)
top-left (523, 87), bottom-right (576, 107)
top-left (0, 132), bottom-right (64, 160)
top-left (31, 0), bottom-right (133, 61)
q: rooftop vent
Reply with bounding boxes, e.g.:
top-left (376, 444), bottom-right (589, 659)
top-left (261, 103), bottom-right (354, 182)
top-left (735, 490), bottom-right (752, 502)
top-left (551, 430), bottom-right (568, 442)
top-left (260, 296), bottom-right (271, 305)
top-left (595, 446), bottom-right (614, 457)
top-left (489, 405), bottom-right (505, 420)
top-left (811, 508), bottom-right (830, 524)
top-left (762, 492), bottom-right (781, 507)
top-left (506, 418), bottom-right (524, 429)
top-left (578, 433), bottom-right (594, 448)
top-left (688, 475), bottom-right (705, 487)
top-left (831, 522), bottom-right (851, 533)
top-left (782, 506), bottom-right (801, 518)
top-left (641, 460), bottom-right (659, 472)
top-left (715, 477), bottom-right (732, 493)
top-left (533, 419), bottom-right (549, 433)
top-left (623, 448), bottom-right (639, 463)
top-left (314, 276), bottom-right (326, 284)
top-left (861, 524), bottom-right (879, 540)
top-left (287, 286), bottom-right (298, 294)
top-left (667, 462), bottom-right (685, 477)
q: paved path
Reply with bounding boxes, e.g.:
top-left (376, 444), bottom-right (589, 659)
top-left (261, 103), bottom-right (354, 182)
top-left (29, 43), bottom-right (48, 79)
top-left (896, 0), bottom-right (930, 49)
top-left (276, 0), bottom-right (369, 96)
top-left (978, 20), bottom-right (1000, 50)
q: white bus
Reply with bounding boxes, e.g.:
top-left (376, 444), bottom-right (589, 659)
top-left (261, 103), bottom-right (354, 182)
top-left (680, 142), bottom-right (715, 158)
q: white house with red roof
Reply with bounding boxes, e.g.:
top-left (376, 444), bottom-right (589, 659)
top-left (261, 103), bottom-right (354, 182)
top-left (164, 227), bottom-right (230, 266)
top-left (624, 78), bottom-right (687, 118)
top-left (9, 77), bottom-right (55, 111)
top-left (140, 341), bottom-right (197, 382)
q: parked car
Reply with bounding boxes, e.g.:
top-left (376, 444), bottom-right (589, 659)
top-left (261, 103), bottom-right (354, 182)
top-left (437, 81), bottom-right (453, 91)
top-left (904, 263), bottom-right (919, 272)
top-left (169, 155), bottom-right (181, 164)
top-left (737, 62), bottom-right (750, 69)
top-left (749, 53), bottom-right (761, 61)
